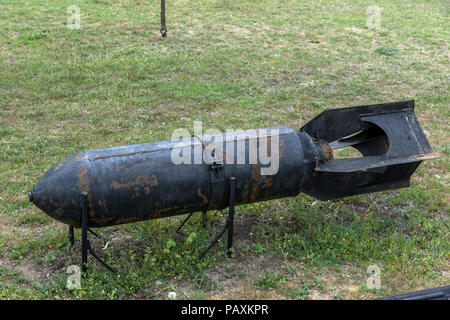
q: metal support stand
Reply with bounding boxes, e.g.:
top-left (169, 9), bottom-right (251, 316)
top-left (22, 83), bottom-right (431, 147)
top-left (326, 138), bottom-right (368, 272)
top-left (176, 212), bottom-right (195, 233)
top-left (81, 192), bottom-right (88, 272)
top-left (79, 192), bottom-right (115, 273)
top-left (227, 177), bottom-right (236, 258)
top-left (69, 226), bottom-right (74, 246)
top-left (160, 0), bottom-right (167, 37)
top-left (176, 211), bottom-right (208, 233)
top-left (199, 177), bottom-right (236, 259)
top-left (201, 211), bottom-right (207, 227)
top-left (73, 175), bottom-right (235, 269)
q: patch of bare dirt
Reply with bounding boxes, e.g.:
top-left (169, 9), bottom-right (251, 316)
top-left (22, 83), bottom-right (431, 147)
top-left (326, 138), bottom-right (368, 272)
top-left (164, 213), bottom-right (366, 300)
top-left (0, 257), bottom-right (51, 283)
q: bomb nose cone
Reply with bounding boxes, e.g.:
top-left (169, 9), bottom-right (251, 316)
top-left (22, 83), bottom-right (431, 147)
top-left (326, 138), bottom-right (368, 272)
top-left (31, 152), bottom-right (88, 226)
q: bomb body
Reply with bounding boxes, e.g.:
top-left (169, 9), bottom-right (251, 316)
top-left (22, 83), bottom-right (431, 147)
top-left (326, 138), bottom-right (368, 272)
top-left (30, 127), bottom-right (326, 227)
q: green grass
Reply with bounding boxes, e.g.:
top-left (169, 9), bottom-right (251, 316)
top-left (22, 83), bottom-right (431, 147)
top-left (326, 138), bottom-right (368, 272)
top-left (0, 0), bottom-right (448, 299)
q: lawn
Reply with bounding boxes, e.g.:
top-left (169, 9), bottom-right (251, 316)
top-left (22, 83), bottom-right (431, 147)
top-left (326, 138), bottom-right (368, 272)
top-left (0, 0), bottom-right (448, 299)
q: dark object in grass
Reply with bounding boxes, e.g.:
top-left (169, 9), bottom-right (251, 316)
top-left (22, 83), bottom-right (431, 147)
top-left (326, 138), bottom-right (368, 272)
top-left (29, 100), bottom-right (437, 269)
top-left (375, 46), bottom-right (398, 56)
top-left (381, 285), bottom-right (450, 300)
top-left (160, 0), bottom-right (167, 38)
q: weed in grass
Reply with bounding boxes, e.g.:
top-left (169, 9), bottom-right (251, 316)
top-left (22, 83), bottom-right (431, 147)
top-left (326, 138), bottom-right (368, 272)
top-left (375, 46), bottom-right (398, 56)
top-left (254, 271), bottom-right (287, 291)
top-left (280, 283), bottom-right (311, 300)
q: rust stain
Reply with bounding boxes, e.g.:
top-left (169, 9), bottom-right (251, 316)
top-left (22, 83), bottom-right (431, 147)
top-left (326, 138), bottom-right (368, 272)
top-left (110, 175), bottom-right (151, 190)
top-left (114, 216), bottom-right (141, 225)
top-left (251, 166), bottom-right (260, 180)
top-left (197, 188), bottom-right (208, 206)
top-left (249, 181), bottom-right (259, 202)
top-left (87, 193), bottom-right (95, 217)
top-left (320, 140), bottom-right (333, 162)
top-left (263, 176), bottom-right (273, 189)
top-left (154, 206), bottom-right (177, 214)
top-left (54, 161), bottom-right (64, 171)
top-left (240, 181), bottom-right (249, 202)
top-left (77, 168), bottom-right (90, 191)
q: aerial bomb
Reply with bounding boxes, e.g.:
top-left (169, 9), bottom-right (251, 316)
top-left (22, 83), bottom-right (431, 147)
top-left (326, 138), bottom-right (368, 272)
top-left (29, 100), bottom-right (437, 228)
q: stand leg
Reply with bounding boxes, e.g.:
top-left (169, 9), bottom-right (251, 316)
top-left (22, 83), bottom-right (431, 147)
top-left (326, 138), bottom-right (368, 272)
top-left (176, 212), bottom-right (195, 233)
top-left (176, 210), bottom-right (209, 233)
top-left (198, 225), bottom-right (228, 259)
top-left (227, 177), bottom-right (236, 257)
top-left (87, 243), bottom-right (115, 272)
top-left (199, 177), bottom-right (236, 259)
top-left (87, 228), bottom-right (100, 239)
top-left (202, 211), bottom-right (208, 227)
top-left (160, 0), bottom-right (167, 37)
top-left (80, 191), bottom-right (115, 273)
top-left (81, 192), bottom-right (88, 273)
top-left (69, 226), bottom-right (74, 247)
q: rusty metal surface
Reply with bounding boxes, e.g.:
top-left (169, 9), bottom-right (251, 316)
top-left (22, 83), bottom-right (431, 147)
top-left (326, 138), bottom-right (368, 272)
top-left (30, 126), bottom-right (317, 227)
top-left (300, 100), bottom-right (438, 200)
top-left (30, 101), bottom-right (437, 228)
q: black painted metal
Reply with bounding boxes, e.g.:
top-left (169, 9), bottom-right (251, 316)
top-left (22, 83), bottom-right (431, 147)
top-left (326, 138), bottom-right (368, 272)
top-left (87, 241), bottom-right (115, 273)
top-left (28, 100), bottom-right (438, 272)
top-left (160, 0), bottom-right (167, 37)
top-left (30, 101), bottom-right (437, 243)
top-left (87, 228), bottom-right (100, 239)
top-left (176, 210), bottom-right (208, 233)
top-left (227, 177), bottom-right (236, 258)
top-left (198, 224), bottom-right (227, 259)
top-left (201, 211), bottom-right (207, 227)
top-left (175, 212), bottom-right (195, 233)
top-left (198, 177), bottom-right (237, 259)
top-left (300, 100), bottom-right (438, 200)
top-left (380, 285), bottom-right (450, 300)
top-left (80, 192), bottom-right (114, 272)
top-left (69, 226), bottom-right (74, 247)
top-left (31, 126), bottom-right (314, 228)
top-left (81, 192), bottom-right (88, 272)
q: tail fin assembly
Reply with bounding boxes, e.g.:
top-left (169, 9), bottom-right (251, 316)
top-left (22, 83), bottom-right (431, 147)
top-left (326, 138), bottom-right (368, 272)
top-left (300, 100), bottom-right (438, 200)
